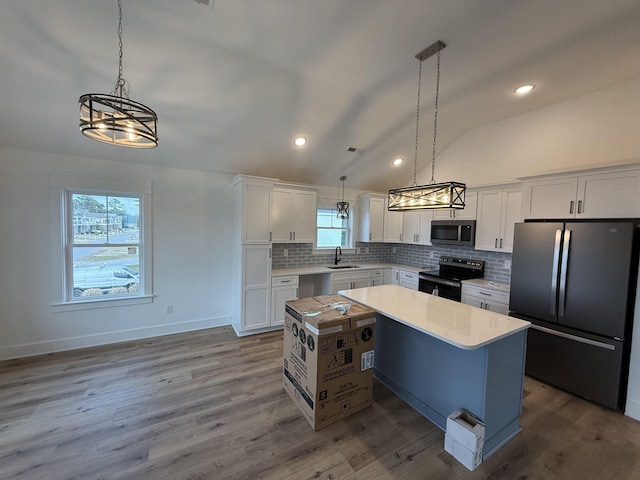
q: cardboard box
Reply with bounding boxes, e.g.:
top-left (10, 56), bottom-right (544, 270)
top-left (283, 294), bottom-right (376, 430)
top-left (444, 409), bottom-right (485, 471)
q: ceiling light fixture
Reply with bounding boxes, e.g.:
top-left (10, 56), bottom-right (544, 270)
top-left (388, 41), bottom-right (465, 211)
top-left (514, 84), bottom-right (535, 95)
top-left (337, 175), bottom-right (349, 219)
top-left (79, 0), bottom-right (158, 148)
top-left (293, 136), bottom-right (307, 147)
top-left (392, 157), bottom-right (404, 167)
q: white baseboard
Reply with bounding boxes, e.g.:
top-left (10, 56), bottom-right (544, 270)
top-left (0, 315), bottom-right (231, 361)
top-left (625, 397), bottom-right (640, 421)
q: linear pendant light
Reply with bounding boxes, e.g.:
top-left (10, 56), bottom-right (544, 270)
top-left (79, 0), bottom-right (158, 148)
top-left (388, 40), bottom-right (465, 211)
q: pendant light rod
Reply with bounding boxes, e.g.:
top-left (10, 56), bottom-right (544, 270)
top-left (388, 40), bottom-right (466, 212)
top-left (79, 0), bottom-right (158, 148)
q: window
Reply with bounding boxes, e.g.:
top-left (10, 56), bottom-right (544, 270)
top-left (316, 205), bottom-right (352, 249)
top-left (66, 192), bottom-right (142, 299)
top-left (50, 173), bottom-right (152, 308)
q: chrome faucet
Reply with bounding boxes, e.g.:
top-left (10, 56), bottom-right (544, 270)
top-left (334, 246), bottom-right (342, 265)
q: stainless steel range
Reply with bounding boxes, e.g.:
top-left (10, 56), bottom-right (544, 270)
top-left (418, 256), bottom-right (484, 302)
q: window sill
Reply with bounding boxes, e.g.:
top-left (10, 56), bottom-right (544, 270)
top-left (312, 248), bottom-right (356, 255)
top-left (51, 294), bottom-right (154, 313)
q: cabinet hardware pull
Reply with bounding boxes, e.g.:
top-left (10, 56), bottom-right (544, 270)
top-left (281, 280), bottom-right (291, 283)
top-left (269, 231), bottom-right (272, 242)
top-left (494, 238), bottom-right (497, 248)
top-left (369, 232), bottom-right (372, 241)
top-left (577, 200), bottom-right (582, 214)
top-left (569, 200), bottom-right (574, 214)
top-left (479, 291), bottom-right (491, 296)
top-left (500, 238), bottom-right (503, 248)
top-left (269, 248), bottom-right (272, 258)
top-left (293, 232), bottom-right (296, 241)
top-left (295, 288), bottom-right (298, 297)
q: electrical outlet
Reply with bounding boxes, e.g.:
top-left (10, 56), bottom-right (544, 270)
top-left (392, 247), bottom-right (397, 254)
top-left (283, 248), bottom-right (288, 257)
top-left (356, 248), bottom-right (360, 254)
top-left (165, 304), bottom-right (173, 314)
top-left (365, 247), bottom-right (369, 254)
top-left (504, 260), bottom-right (511, 269)
top-left (429, 251), bottom-right (434, 258)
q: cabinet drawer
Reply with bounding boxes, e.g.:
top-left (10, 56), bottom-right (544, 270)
top-left (272, 275), bottom-right (299, 287)
top-left (371, 269), bottom-right (384, 279)
top-left (461, 284), bottom-right (509, 305)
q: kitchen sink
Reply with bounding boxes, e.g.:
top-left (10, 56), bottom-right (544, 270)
top-left (326, 265), bottom-right (360, 269)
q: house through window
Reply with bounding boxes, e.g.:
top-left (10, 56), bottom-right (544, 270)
top-left (65, 191), bottom-right (144, 300)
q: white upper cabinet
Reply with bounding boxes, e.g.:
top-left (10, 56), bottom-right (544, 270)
top-left (233, 175), bottom-right (274, 244)
top-left (475, 186), bottom-right (522, 253)
top-left (358, 194), bottom-right (385, 242)
top-left (401, 210), bottom-right (433, 245)
top-left (271, 186), bottom-right (317, 243)
top-left (383, 195), bottom-right (403, 243)
top-left (432, 190), bottom-right (478, 220)
top-left (522, 167), bottom-right (640, 219)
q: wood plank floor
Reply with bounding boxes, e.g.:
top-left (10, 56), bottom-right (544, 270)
top-left (1, 326), bottom-right (640, 480)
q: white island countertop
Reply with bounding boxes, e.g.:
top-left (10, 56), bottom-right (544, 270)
top-left (339, 284), bottom-right (530, 350)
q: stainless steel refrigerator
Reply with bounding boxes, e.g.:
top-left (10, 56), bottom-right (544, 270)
top-left (509, 221), bottom-right (639, 409)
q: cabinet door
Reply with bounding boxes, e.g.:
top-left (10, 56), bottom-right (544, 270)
top-left (368, 196), bottom-right (385, 242)
top-left (576, 170), bottom-right (640, 219)
top-left (499, 189), bottom-right (522, 252)
top-left (401, 211), bottom-right (419, 244)
top-left (475, 189), bottom-right (502, 251)
top-left (242, 245), bottom-right (271, 330)
top-left (383, 196), bottom-right (403, 243)
top-left (390, 269), bottom-right (400, 285)
top-left (271, 188), bottom-right (292, 242)
top-left (352, 278), bottom-right (372, 289)
top-left (271, 286), bottom-right (297, 327)
top-left (417, 211), bottom-right (433, 245)
top-left (432, 191), bottom-right (477, 220)
top-left (522, 177), bottom-right (578, 219)
top-left (291, 190), bottom-right (317, 242)
top-left (243, 182), bottom-right (273, 243)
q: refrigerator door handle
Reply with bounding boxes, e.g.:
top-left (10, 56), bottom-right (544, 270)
top-left (558, 229), bottom-right (571, 318)
top-left (550, 229), bottom-right (562, 315)
top-left (530, 324), bottom-right (616, 351)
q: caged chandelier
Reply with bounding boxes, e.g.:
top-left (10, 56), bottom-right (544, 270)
top-left (388, 40), bottom-right (465, 211)
top-left (79, 0), bottom-right (158, 148)
top-left (337, 175), bottom-right (349, 219)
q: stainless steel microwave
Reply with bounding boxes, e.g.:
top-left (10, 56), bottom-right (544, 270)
top-left (430, 220), bottom-right (476, 246)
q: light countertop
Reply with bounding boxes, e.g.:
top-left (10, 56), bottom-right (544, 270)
top-left (272, 263), bottom-right (423, 277)
top-left (339, 284), bottom-right (529, 350)
top-left (461, 278), bottom-right (510, 294)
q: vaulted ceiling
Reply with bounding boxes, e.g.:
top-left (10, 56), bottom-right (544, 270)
top-left (1, 0), bottom-right (639, 191)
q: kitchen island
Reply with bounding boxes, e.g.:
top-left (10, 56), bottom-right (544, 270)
top-left (339, 284), bottom-right (530, 459)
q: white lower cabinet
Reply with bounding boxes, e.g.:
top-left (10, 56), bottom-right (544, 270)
top-left (390, 268), bottom-right (419, 290)
top-left (371, 269), bottom-right (385, 286)
top-left (398, 270), bottom-right (419, 290)
top-left (271, 275), bottom-right (299, 327)
top-left (461, 282), bottom-right (510, 315)
top-left (328, 270), bottom-right (372, 293)
top-left (239, 245), bottom-right (272, 332)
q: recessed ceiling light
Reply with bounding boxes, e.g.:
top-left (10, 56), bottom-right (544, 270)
top-left (293, 136), bottom-right (307, 147)
top-left (514, 84), bottom-right (535, 95)
top-left (392, 157), bottom-right (404, 166)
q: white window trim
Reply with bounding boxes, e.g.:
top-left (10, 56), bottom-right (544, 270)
top-left (49, 172), bottom-right (153, 311)
top-left (314, 197), bottom-right (355, 253)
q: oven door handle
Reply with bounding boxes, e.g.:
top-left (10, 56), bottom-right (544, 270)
top-left (418, 275), bottom-right (459, 288)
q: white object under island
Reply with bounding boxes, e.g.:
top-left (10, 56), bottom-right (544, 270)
top-left (339, 284), bottom-right (530, 460)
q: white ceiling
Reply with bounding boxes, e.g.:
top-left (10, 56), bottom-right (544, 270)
top-left (1, 0), bottom-right (639, 191)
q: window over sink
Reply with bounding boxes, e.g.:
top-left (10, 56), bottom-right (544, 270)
top-left (316, 204), bottom-right (353, 250)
